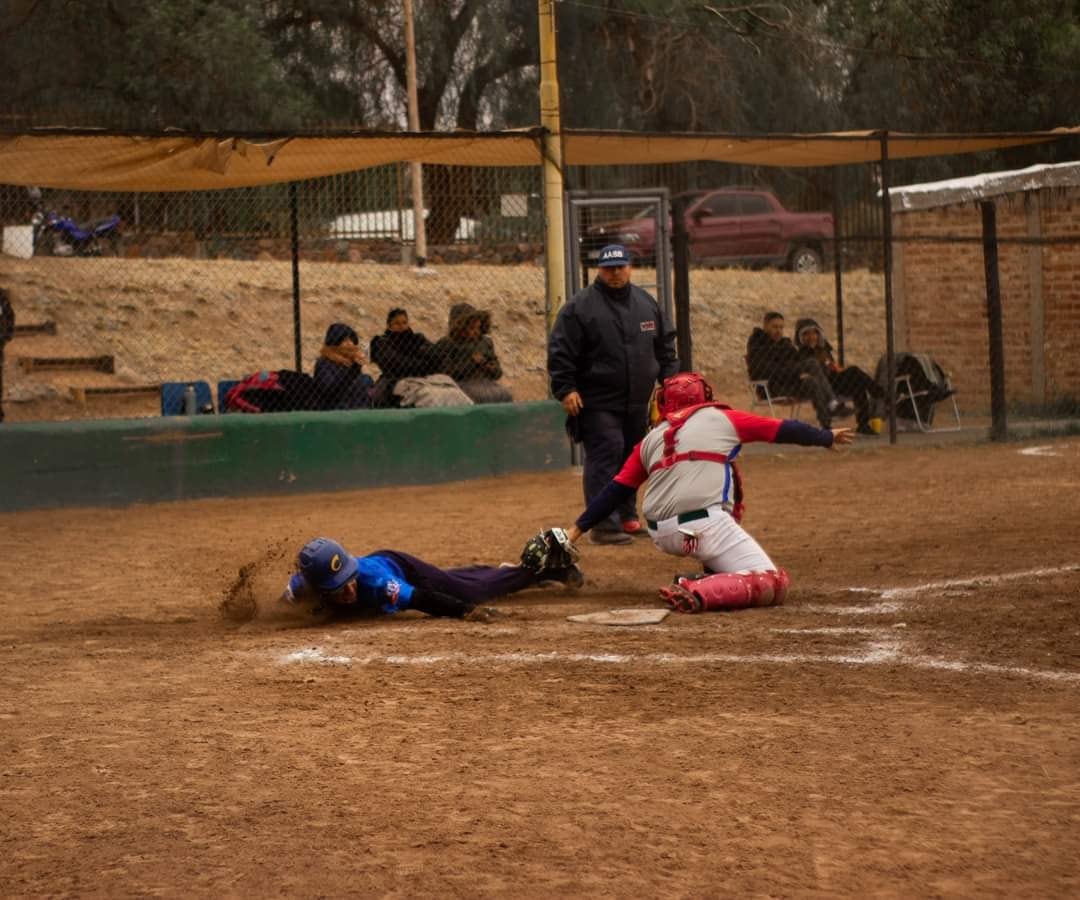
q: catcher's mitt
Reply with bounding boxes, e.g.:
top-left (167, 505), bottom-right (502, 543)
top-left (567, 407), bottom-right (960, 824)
top-left (520, 527), bottom-right (580, 574)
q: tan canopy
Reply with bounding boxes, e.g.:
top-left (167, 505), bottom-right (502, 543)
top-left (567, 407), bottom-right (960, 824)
top-left (0, 126), bottom-right (1076, 192)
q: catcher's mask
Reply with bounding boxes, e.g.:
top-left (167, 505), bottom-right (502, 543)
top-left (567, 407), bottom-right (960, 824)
top-left (656, 372), bottom-right (714, 417)
top-left (298, 537), bottom-right (358, 592)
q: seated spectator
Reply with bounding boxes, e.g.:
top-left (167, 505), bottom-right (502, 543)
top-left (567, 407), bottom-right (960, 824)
top-left (794, 318), bottom-right (884, 436)
top-left (313, 322), bottom-right (375, 410)
top-left (746, 311), bottom-right (850, 428)
top-left (369, 307), bottom-right (438, 408)
top-left (433, 302), bottom-right (513, 404)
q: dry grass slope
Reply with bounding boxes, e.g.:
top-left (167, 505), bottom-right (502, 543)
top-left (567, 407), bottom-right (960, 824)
top-left (0, 256), bottom-right (887, 421)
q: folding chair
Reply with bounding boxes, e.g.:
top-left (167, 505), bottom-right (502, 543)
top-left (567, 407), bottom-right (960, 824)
top-left (894, 375), bottom-right (962, 432)
top-left (217, 379), bottom-right (241, 413)
top-left (160, 380), bottom-right (212, 415)
top-left (746, 356), bottom-right (802, 418)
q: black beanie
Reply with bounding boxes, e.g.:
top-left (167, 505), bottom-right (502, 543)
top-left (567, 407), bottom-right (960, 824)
top-left (324, 322), bottom-right (359, 346)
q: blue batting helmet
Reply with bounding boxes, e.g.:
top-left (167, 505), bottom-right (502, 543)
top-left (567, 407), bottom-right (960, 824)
top-left (297, 537), bottom-right (358, 591)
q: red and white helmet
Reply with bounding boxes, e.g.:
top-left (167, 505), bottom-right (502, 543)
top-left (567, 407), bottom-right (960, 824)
top-left (656, 372), bottom-right (714, 417)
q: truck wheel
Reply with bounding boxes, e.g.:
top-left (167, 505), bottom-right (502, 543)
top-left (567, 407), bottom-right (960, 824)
top-left (789, 245), bottom-right (823, 274)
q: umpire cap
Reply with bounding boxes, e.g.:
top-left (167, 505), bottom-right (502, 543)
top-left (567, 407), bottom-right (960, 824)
top-left (596, 244), bottom-right (632, 267)
top-left (298, 537), bottom-right (358, 591)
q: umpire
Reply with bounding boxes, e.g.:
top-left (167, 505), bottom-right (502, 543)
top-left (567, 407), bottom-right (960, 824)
top-left (0, 288), bottom-right (14, 424)
top-left (548, 244), bottom-right (678, 544)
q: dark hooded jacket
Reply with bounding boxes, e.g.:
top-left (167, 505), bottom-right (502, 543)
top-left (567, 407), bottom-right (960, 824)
top-left (793, 317), bottom-right (839, 373)
top-left (547, 279), bottom-right (678, 412)
top-left (433, 302), bottom-right (503, 382)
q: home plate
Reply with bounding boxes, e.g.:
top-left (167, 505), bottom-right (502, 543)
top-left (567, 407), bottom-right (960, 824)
top-left (567, 608), bottom-right (671, 626)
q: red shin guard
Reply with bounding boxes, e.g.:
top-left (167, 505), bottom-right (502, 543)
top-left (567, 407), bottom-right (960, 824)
top-left (677, 569), bottom-right (790, 612)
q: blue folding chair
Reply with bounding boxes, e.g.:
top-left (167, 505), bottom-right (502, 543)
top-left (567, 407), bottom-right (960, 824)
top-left (217, 379), bottom-right (241, 413)
top-left (160, 380), bottom-right (213, 416)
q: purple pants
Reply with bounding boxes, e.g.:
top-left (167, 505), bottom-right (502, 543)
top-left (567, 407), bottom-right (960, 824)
top-left (375, 550), bottom-right (536, 602)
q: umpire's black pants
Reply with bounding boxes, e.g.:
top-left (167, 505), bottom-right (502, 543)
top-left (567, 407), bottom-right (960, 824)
top-left (579, 406), bottom-right (648, 532)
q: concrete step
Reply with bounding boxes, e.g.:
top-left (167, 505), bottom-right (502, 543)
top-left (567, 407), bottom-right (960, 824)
top-left (69, 383), bottom-right (160, 406)
top-left (13, 320), bottom-right (57, 336)
top-left (17, 354), bottom-right (115, 375)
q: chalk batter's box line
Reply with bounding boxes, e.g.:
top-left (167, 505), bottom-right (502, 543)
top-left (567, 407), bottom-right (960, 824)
top-left (278, 563), bottom-right (1080, 684)
top-left (279, 644), bottom-right (1080, 684)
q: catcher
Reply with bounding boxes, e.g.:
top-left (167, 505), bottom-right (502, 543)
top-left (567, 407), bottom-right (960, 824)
top-left (566, 371), bottom-right (854, 612)
top-left (280, 530), bottom-right (582, 621)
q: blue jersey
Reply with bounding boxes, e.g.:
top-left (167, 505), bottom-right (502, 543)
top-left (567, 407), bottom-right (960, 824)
top-left (286, 553), bottom-right (415, 614)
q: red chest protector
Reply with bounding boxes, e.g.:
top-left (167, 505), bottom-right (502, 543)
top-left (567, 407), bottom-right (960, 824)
top-left (647, 402), bottom-right (746, 522)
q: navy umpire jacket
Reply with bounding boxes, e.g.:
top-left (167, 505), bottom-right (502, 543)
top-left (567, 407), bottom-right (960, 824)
top-left (548, 279), bottom-right (679, 412)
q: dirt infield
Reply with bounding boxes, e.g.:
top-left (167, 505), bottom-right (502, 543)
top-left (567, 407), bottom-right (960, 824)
top-left (2, 437), bottom-right (1079, 897)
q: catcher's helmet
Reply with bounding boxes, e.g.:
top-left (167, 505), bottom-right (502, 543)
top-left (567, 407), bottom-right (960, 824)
top-left (656, 372), bottom-right (714, 417)
top-left (297, 537), bottom-right (358, 592)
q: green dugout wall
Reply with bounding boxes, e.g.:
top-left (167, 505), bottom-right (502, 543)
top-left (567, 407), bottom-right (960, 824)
top-left (0, 401), bottom-right (571, 513)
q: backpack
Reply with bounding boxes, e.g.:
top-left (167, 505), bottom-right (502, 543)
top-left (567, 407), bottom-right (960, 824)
top-left (874, 353), bottom-right (955, 424)
top-left (225, 369), bottom-right (318, 413)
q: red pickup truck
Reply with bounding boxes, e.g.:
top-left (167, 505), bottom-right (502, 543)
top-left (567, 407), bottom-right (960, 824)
top-left (582, 188), bottom-right (834, 273)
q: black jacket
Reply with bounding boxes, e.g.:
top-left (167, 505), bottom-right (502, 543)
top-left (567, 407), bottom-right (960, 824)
top-left (369, 329), bottom-right (437, 379)
top-left (548, 279), bottom-right (678, 411)
top-left (746, 327), bottom-right (800, 381)
top-left (313, 358), bottom-right (375, 409)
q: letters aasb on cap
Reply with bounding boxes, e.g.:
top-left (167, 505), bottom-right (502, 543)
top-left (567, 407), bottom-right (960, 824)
top-left (597, 243), bottom-right (631, 266)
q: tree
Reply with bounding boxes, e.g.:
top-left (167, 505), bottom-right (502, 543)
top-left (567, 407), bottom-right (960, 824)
top-left (0, 0), bottom-right (309, 130)
top-left (263, 1), bottom-right (540, 240)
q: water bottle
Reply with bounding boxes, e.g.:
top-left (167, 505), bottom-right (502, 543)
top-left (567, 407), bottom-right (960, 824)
top-left (182, 384), bottom-right (197, 415)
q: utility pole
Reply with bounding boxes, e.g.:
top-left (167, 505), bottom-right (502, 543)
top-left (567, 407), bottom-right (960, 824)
top-left (403, 0), bottom-right (426, 267)
top-left (538, 0), bottom-right (566, 331)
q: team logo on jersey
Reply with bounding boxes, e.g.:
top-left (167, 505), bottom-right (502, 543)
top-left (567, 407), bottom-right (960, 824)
top-left (330, 553), bottom-right (343, 572)
top-left (385, 579), bottom-right (401, 602)
top-left (640, 320), bottom-right (656, 332)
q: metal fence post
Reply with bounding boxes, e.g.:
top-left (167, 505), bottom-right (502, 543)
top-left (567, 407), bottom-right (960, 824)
top-left (672, 193), bottom-right (692, 371)
top-left (289, 181), bottom-right (302, 372)
top-left (981, 200), bottom-right (1008, 440)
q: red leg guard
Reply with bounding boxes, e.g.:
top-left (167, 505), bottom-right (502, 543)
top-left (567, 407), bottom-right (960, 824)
top-left (679, 569), bottom-right (790, 612)
top-left (681, 572), bottom-right (754, 611)
top-left (745, 569), bottom-right (790, 607)
top-left (772, 568), bottom-right (790, 605)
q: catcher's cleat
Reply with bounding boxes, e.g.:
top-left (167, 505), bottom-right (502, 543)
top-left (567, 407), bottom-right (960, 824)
top-left (658, 581), bottom-right (702, 613)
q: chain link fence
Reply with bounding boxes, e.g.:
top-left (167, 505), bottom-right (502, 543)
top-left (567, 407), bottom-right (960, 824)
top-left (2, 144), bottom-right (1078, 428)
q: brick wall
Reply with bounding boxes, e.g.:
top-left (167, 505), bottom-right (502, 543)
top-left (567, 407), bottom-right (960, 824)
top-left (894, 186), bottom-right (1080, 412)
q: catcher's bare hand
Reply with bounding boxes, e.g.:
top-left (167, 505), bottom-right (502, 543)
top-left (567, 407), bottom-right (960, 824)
top-left (830, 427), bottom-right (855, 449)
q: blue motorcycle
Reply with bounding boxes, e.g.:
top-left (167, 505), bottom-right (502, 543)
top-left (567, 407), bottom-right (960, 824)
top-left (31, 207), bottom-right (122, 257)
